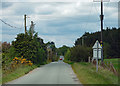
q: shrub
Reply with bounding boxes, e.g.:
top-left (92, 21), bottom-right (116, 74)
top-left (64, 49), bottom-right (71, 61)
top-left (70, 45), bottom-right (90, 62)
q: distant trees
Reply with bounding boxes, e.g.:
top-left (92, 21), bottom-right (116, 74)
top-left (64, 45), bottom-right (91, 62)
top-left (75, 27), bottom-right (120, 58)
top-left (46, 41), bottom-right (58, 61)
top-left (56, 45), bottom-right (70, 56)
top-left (64, 49), bottom-right (71, 61)
top-left (64, 27), bottom-right (119, 63)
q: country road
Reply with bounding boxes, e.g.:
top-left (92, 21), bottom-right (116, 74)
top-left (6, 61), bottom-right (81, 84)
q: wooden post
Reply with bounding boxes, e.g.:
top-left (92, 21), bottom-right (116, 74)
top-left (24, 14), bottom-right (27, 33)
top-left (88, 56), bottom-right (91, 63)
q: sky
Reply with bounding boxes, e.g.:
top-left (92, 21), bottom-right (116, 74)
top-left (0, 0), bottom-right (119, 48)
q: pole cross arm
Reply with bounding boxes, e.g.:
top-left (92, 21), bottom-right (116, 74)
top-left (100, 15), bottom-right (104, 21)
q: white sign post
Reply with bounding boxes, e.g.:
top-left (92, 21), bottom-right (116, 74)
top-left (92, 40), bottom-right (102, 72)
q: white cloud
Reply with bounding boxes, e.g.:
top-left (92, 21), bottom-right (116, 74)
top-left (1, 2), bottom-right (118, 47)
top-left (2, 34), bottom-right (16, 42)
top-left (39, 34), bottom-right (77, 48)
top-left (2, 0), bottom-right (120, 2)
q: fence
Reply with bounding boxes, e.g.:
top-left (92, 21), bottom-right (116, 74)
top-left (92, 59), bottom-right (118, 75)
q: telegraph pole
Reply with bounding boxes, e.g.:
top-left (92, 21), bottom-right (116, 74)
top-left (93, 0), bottom-right (110, 63)
top-left (82, 36), bottom-right (87, 46)
top-left (24, 14), bottom-right (27, 33)
top-left (100, 0), bottom-right (104, 63)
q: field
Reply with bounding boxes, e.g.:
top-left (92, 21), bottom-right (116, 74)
top-left (104, 58), bottom-right (120, 71)
top-left (72, 62), bottom-right (118, 84)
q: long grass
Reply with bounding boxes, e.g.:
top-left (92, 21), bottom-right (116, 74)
top-left (2, 65), bottom-right (37, 84)
top-left (72, 62), bottom-right (118, 84)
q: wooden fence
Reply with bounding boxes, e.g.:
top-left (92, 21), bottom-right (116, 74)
top-left (92, 59), bottom-right (118, 75)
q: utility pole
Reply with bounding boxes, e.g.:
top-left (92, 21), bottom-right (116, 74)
top-left (82, 36), bottom-right (87, 46)
top-left (93, 0), bottom-right (110, 63)
top-left (100, 0), bottom-right (104, 63)
top-left (24, 14), bottom-right (27, 33)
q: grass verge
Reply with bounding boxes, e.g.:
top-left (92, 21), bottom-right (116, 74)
top-left (2, 65), bottom-right (37, 84)
top-left (63, 60), bottom-right (74, 65)
top-left (71, 62), bottom-right (118, 85)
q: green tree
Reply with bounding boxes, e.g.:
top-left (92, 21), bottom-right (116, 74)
top-left (57, 45), bottom-right (70, 56)
top-left (70, 45), bottom-right (89, 62)
top-left (12, 32), bottom-right (47, 65)
top-left (64, 49), bottom-right (71, 61)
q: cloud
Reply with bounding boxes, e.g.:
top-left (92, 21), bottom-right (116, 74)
top-left (39, 34), bottom-right (78, 48)
top-left (2, 0), bottom-right (120, 2)
top-left (1, 1), bottom-right (118, 47)
top-left (2, 34), bottom-right (17, 42)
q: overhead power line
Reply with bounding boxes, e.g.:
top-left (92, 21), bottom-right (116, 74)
top-left (0, 19), bottom-right (23, 29)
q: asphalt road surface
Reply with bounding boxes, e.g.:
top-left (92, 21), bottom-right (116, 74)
top-left (7, 61), bottom-right (81, 84)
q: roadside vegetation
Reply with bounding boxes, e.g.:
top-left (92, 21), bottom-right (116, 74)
top-left (63, 27), bottom-right (119, 85)
top-left (72, 62), bottom-right (118, 84)
top-left (2, 64), bottom-right (37, 84)
top-left (1, 23), bottom-right (58, 84)
top-left (75, 27), bottom-right (120, 58)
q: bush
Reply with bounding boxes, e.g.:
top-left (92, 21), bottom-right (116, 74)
top-left (64, 49), bottom-right (71, 61)
top-left (70, 45), bottom-right (90, 62)
top-left (12, 33), bottom-right (47, 65)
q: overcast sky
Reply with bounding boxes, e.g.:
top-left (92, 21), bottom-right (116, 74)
top-left (0, 0), bottom-right (119, 48)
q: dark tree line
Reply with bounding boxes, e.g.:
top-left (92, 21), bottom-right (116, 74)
top-left (75, 27), bottom-right (120, 58)
top-left (56, 45), bottom-right (70, 56)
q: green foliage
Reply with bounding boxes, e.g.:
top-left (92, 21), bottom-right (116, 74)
top-left (11, 32), bottom-right (47, 65)
top-left (57, 45), bottom-right (70, 56)
top-left (103, 42), bottom-right (111, 58)
top-left (64, 49), bottom-right (71, 61)
top-left (52, 56), bottom-right (59, 61)
top-left (75, 27), bottom-right (120, 58)
top-left (72, 62), bottom-right (118, 84)
top-left (70, 45), bottom-right (90, 62)
top-left (36, 48), bottom-right (47, 65)
top-left (7, 46), bottom-right (18, 59)
top-left (46, 41), bottom-right (58, 62)
top-left (2, 53), bottom-right (11, 65)
top-left (2, 65), bottom-right (37, 84)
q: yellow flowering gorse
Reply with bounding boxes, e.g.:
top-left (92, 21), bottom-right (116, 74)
top-left (12, 56), bottom-right (33, 66)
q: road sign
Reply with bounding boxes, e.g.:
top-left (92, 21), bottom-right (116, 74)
top-left (92, 40), bottom-right (102, 59)
top-left (92, 40), bottom-right (102, 72)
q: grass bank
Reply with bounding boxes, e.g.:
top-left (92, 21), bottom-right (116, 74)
top-left (71, 62), bottom-right (118, 84)
top-left (2, 65), bottom-right (37, 84)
